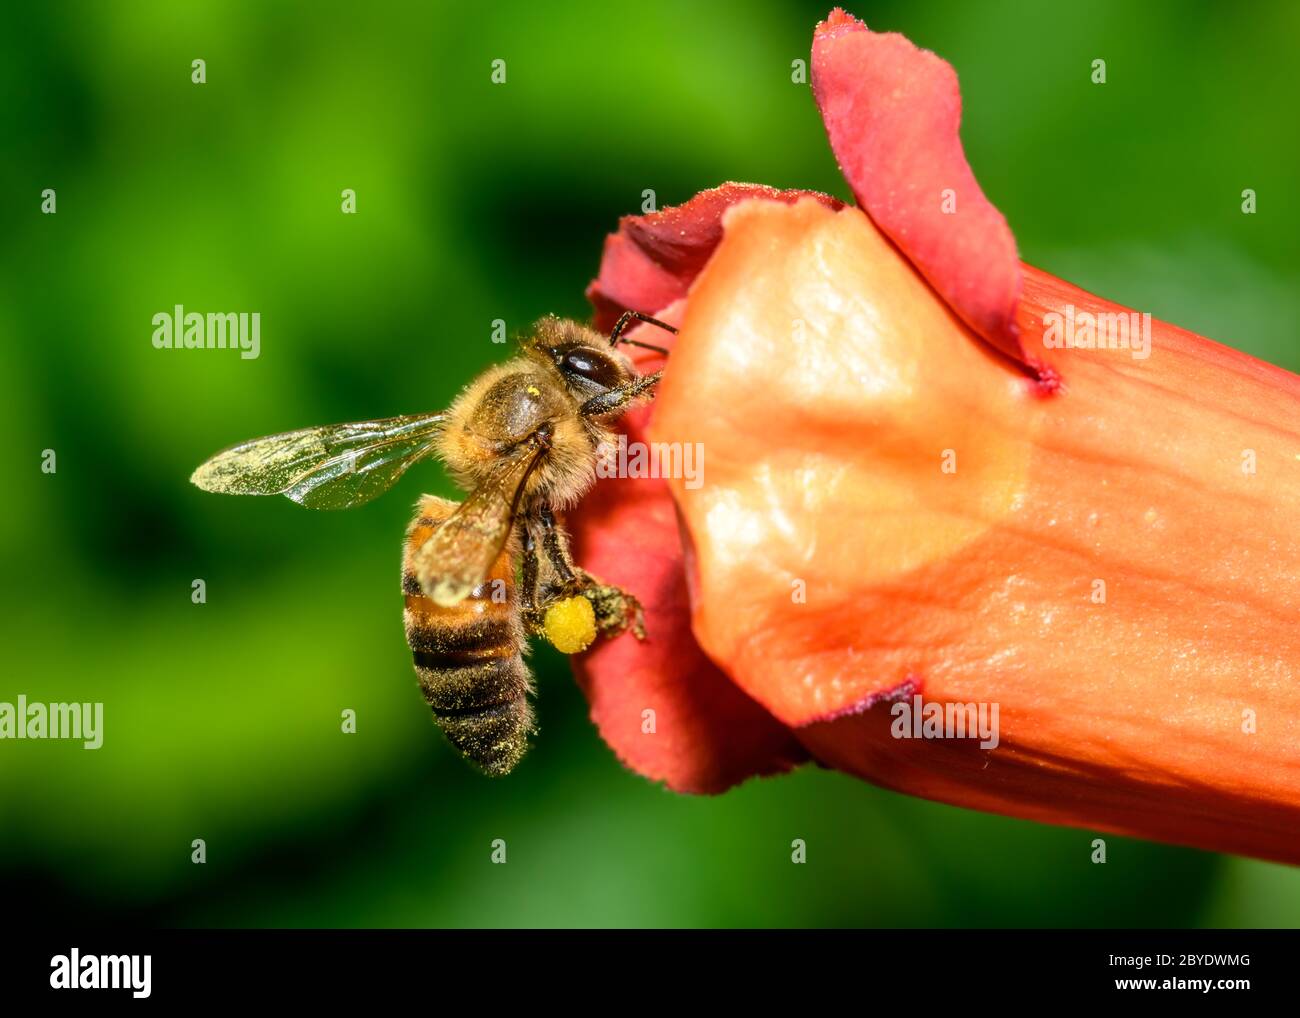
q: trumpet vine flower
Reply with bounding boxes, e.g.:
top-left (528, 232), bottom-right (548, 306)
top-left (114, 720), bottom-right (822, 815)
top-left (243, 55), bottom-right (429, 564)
top-left (569, 9), bottom-right (1300, 865)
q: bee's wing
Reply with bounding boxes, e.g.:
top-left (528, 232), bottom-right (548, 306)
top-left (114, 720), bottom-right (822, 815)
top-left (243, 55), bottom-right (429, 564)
top-left (412, 437), bottom-right (547, 606)
top-left (190, 412), bottom-right (446, 510)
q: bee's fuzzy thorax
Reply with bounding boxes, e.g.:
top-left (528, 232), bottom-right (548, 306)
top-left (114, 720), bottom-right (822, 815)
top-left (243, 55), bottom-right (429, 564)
top-left (431, 347), bottom-right (626, 511)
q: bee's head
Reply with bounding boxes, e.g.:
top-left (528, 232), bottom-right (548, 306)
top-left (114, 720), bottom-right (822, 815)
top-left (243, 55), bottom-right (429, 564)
top-left (526, 317), bottom-right (636, 401)
top-left (548, 340), bottom-right (635, 397)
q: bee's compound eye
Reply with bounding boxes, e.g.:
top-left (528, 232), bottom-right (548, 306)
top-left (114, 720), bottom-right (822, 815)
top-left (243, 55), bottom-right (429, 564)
top-left (557, 346), bottom-right (621, 390)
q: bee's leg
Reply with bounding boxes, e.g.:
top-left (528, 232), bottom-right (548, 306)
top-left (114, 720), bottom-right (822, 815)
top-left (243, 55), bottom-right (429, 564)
top-left (578, 579), bottom-right (647, 641)
top-left (536, 504), bottom-right (578, 585)
top-left (608, 310), bottom-right (677, 355)
top-left (536, 505), bottom-right (646, 640)
top-left (578, 371), bottom-right (663, 418)
top-left (519, 521), bottom-right (547, 636)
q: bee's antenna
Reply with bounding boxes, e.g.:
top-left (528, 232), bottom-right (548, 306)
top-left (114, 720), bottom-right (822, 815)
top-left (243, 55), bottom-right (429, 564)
top-left (608, 310), bottom-right (678, 356)
top-left (617, 338), bottom-right (670, 355)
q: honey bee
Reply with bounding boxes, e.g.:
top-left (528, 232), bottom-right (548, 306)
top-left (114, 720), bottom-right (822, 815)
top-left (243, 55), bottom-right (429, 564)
top-left (191, 311), bottom-right (676, 775)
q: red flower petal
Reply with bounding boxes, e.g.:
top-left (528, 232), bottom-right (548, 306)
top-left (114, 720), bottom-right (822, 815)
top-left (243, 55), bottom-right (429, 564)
top-left (585, 183), bottom-right (841, 333)
top-left (811, 8), bottom-right (1024, 364)
top-left (568, 303), bottom-right (806, 794)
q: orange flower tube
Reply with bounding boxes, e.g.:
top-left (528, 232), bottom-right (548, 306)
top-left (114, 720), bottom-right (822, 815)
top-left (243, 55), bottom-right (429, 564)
top-left (570, 10), bottom-right (1300, 864)
top-left (654, 197), bottom-right (1300, 864)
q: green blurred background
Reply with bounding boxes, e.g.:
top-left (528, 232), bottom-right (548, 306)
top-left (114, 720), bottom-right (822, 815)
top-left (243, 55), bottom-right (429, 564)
top-left (2, 0), bottom-right (1297, 927)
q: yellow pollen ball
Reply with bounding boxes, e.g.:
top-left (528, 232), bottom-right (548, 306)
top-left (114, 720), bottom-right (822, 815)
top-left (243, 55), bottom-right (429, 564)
top-left (543, 595), bottom-right (597, 654)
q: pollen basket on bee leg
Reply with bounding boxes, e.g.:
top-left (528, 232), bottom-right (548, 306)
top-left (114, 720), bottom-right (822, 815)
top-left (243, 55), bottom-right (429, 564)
top-left (543, 595), bottom-right (597, 654)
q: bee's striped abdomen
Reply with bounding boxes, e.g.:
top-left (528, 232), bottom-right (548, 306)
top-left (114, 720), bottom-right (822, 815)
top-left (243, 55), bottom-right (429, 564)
top-left (403, 495), bottom-right (533, 775)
